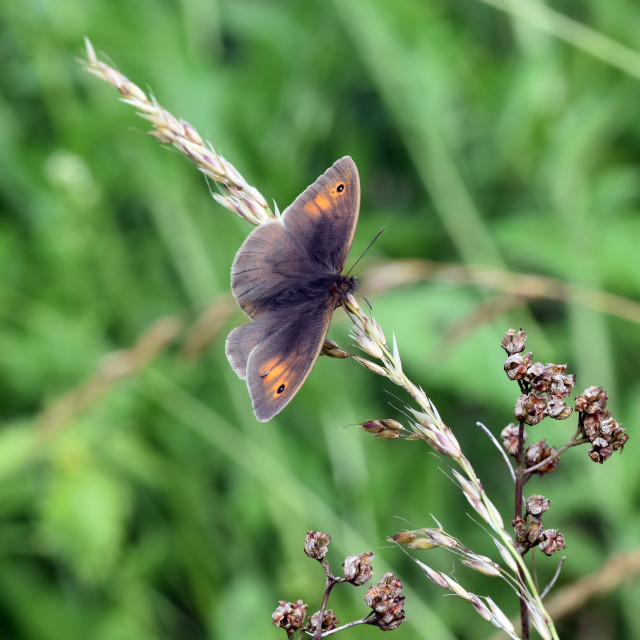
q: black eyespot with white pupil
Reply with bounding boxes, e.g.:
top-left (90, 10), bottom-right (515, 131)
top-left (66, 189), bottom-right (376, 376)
top-left (336, 183), bottom-right (345, 193)
top-left (277, 384), bottom-right (286, 394)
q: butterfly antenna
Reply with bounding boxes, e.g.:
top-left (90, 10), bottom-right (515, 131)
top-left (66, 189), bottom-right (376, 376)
top-left (346, 226), bottom-right (385, 276)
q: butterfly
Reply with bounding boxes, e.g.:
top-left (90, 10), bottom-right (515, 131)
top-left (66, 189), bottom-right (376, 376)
top-left (226, 156), bottom-right (360, 421)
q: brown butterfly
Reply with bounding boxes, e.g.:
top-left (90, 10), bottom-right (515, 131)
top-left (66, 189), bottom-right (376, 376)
top-left (226, 156), bottom-right (360, 421)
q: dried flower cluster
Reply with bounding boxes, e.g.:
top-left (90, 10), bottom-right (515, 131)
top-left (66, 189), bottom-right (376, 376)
top-left (503, 329), bottom-right (575, 425)
top-left (501, 328), bottom-right (628, 469)
top-left (273, 531), bottom-right (405, 638)
top-left (501, 327), bottom-right (628, 572)
top-left (513, 494), bottom-right (565, 556)
top-left (576, 386), bottom-right (629, 463)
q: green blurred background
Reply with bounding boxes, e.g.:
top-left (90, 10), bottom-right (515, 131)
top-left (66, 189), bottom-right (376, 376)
top-left (1, 0), bottom-right (639, 638)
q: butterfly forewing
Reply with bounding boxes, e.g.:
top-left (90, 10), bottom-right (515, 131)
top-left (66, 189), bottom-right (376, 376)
top-left (282, 156), bottom-right (360, 273)
top-left (230, 221), bottom-right (317, 319)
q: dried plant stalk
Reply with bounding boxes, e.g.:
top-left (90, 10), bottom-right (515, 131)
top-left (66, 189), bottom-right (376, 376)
top-left (82, 38), bottom-right (273, 226)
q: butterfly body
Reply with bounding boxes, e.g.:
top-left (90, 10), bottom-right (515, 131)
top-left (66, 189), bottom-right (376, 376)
top-left (226, 156), bottom-right (360, 421)
top-left (262, 273), bottom-right (356, 310)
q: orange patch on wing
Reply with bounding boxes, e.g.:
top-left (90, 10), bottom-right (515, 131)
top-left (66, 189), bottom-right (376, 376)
top-left (313, 194), bottom-right (331, 211)
top-left (259, 358), bottom-right (289, 398)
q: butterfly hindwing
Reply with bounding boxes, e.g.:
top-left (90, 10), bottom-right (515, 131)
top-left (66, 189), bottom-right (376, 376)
top-left (226, 316), bottom-right (272, 379)
top-left (244, 298), bottom-right (335, 422)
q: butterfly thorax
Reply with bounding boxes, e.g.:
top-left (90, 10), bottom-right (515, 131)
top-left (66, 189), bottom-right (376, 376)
top-left (332, 274), bottom-right (358, 300)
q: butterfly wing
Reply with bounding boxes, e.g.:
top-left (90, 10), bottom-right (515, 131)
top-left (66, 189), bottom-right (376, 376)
top-left (230, 220), bottom-right (317, 319)
top-left (233, 298), bottom-right (335, 422)
top-left (226, 316), bottom-right (269, 379)
top-left (281, 156), bottom-right (360, 273)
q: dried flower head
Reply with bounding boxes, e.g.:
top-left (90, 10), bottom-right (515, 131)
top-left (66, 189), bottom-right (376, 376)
top-left (514, 392), bottom-right (547, 425)
top-left (575, 386), bottom-right (608, 414)
top-left (525, 494), bottom-right (550, 516)
top-left (343, 552), bottom-right (374, 585)
top-left (304, 531), bottom-right (332, 560)
top-left (513, 516), bottom-right (528, 545)
top-left (272, 599), bottom-right (308, 630)
top-left (503, 328), bottom-right (580, 445)
top-left (525, 439), bottom-right (558, 474)
top-left (523, 362), bottom-right (575, 399)
top-left (500, 423), bottom-right (524, 456)
top-left (514, 501), bottom-right (564, 555)
top-left (308, 608), bottom-right (338, 632)
top-left (608, 424), bottom-right (629, 452)
top-left (364, 573), bottom-right (406, 631)
top-left (504, 353), bottom-right (528, 381)
top-left (539, 529), bottom-right (566, 556)
top-left (546, 396), bottom-right (573, 420)
top-left (603, 416), bottom-right (625, 445)
top-left (501, 328), bottom-right (527, 354)
top-left (374, 599), bottom-right (406, 631)
top-left (589, 438), bottom-right (614, 463)
top-left (549, 365), bottom-right (576, 398)
top-left (527, 361), bottom-right (549, 390)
